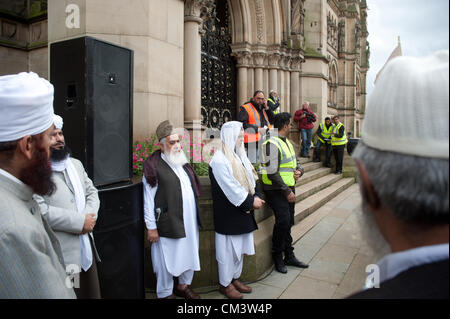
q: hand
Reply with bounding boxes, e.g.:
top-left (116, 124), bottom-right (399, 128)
top-left (147, 229), bottom-right (159, 243)
top-left (253, 196), bottom-right (265, 210)
top-left (294, 170), bottom-right (303, 181)
top-left (82, 213), bottom-right (96, 234)
top-left (300, 113), bottom-right (306, 119)
top-left (258, 127), bottom-right (268, 135)
top-left (287, 191), bottom-right (296, 203)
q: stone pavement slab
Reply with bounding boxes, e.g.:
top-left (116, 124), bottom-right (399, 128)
top-left (279, 276), bottom-right (338, 299)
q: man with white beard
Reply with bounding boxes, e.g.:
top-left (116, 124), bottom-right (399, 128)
top-left (142, 120), bottom-right (203, 299)
top-left (348, 51), bottom-right (449, 298)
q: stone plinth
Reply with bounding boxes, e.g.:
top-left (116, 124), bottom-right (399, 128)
top-left (144, 176), bottom-right (275, 290)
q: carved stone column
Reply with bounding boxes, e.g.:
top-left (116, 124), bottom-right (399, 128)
top-left (184, 0), bottom-right (215, 129)
top-left (253, 53), bottom-right (265, 91)
top-left (290, 56), bottom-right (302, 115)
top-left (268, 53), bottom-right (280, 93)
top-left (234, 51), bottom-right (252, 107)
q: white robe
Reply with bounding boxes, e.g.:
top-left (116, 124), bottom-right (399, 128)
top-left (143, 154), bottom-right (200, 277)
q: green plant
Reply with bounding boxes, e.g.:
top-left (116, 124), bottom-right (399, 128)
top-left (180, 131), bottom-right (214, 177)
top-left (132, 135), bottom-right (159, 176)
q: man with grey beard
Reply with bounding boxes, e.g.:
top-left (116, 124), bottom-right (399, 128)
top-left (142, 120), bottom-right (203, 299)
top-left (348, 51), bottom-right (449, 299)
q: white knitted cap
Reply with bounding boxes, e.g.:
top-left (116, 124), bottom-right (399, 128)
top-left (362, 50), bottom-right (449, 159)
top-left (53, 114), bottom-right (63, 130)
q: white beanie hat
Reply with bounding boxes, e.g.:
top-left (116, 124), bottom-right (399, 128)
top-left (362, 50), bottom-right (449, 159)
top-left (0, 72), bottom-right (55, 142)
top-left (53, 114), bottom-right (64, 130)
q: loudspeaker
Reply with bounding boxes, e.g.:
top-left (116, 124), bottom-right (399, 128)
top-left (50, 36), bottom-right (134, 187)
top-left (93, 181), bottom-right (145, 299)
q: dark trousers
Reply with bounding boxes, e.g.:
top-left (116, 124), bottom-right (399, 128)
top-left (314, 140), bottom-right (332, 165)
top-left (333, 144), bottom-right (345, 172)
top-left (264, 187), bottom-right (295, 258)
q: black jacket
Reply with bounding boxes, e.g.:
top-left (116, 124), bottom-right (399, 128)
top-left (209, 166), bottom-right (259, 235)
top-left (348, 259), bottom-right (449, 299)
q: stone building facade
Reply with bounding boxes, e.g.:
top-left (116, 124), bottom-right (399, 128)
top-left (0, 0), bottom-right (369, 140)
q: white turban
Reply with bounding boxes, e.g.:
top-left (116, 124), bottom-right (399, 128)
top-left (362, 50), bottom-right (449, 159)
top-left (53, 114), bottom-right (63, 130)
top-left (0, 72), bottom-right (55, 142)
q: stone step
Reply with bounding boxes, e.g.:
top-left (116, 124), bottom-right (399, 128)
top-left (295, 173), bottom-right (343, 202)
top-left (293, 177), bottom-right (355, 225)
top-left (299, 156), bottom-right (312, 165)
top-left (296, 167), bottom-right (333, 186)
top-left (301, 161), bottom-right (323, 173)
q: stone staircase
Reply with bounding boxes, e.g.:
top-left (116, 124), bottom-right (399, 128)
top-left (247, 151), bottom-right (356, 281)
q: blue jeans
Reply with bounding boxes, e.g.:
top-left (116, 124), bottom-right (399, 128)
top-left (300, 129), bottom-right (313, 156)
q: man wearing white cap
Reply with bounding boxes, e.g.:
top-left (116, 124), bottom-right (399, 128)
top-left (34, 114), bottom-right (101, 299)
top-left (0, 72), bottom-right (76, 298)
top-left (349, 51), bottom-right (449, 298)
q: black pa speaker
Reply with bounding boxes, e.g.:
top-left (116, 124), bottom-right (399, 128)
top-left (50, 36), bottom-right (134, 187)
top-left (93, 181), bottom-right (145, 299)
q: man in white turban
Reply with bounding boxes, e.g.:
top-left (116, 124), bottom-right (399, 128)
top-left (34, 114), bottom-right (102, 299)
top-left (209, 121), bottom-right (265, 299)
top-left (0, 72), bottom-right (76, 298)
top-left (349, 51), bottom-right (449, 298)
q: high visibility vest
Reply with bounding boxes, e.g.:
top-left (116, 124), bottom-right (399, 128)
top-left (261, 136), bottom-right (297, 187)
top-left (242, 103), bottom-right (272, 143)
top-left (317, 123), bottom-right (334, 144)
top-left (331, 122), bottom-right (348, 146)
top-left (268, 98), bottom-right (280, 115)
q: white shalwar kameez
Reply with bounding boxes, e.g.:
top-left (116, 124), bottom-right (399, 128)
top-left (210, 121), bottom-right (256, 287)
top-left (143, 154), bottom-right (200, 298)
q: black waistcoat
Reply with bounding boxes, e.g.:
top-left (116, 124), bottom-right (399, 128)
top-left (154, 159), bottom-right (202, 238)
top-left (209, 166), bottom-right (258, 235)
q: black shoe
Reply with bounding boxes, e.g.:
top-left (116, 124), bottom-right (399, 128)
top-left (284, 256), bottom-right (309, 268)
top-left (313, 158), bottom-right (321, 162)
top-left (335, 170), bottom-right (342, 175)
top-left (325, 163), bottom-right (332, 168)
top-left (273, 255), bottom-right (288, 274)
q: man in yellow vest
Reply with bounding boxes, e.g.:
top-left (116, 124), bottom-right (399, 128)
top-left (260, 112), bottom-right (309, 274)
top-left (313, 117), bottom-right (334, 167)
top-left (238, 90), bottom-right (273, 163)
top-left (331, 115), bottom-right (348, 175)
top-left (267, 90), bottom-right (281, 117)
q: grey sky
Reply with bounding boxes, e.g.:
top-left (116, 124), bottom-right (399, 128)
top-left (366, 0), bottom-right (449, 97)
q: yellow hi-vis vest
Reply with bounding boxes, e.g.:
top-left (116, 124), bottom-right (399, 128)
top-left (261, 136), bottom-right (297, 186)
top-left (331, 122), bottom-right (348, 146)
top-left (317, 123), bottom-right (334, 144)
top-left (268, 98), bottom-right (280, 115)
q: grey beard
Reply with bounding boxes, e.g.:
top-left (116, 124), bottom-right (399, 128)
top-left (356, 200), bottom-right (391, 261)
top-left (164, 149), bottom-right (188, 167)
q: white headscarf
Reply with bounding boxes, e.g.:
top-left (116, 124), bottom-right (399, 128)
top-left (210, 121), bottom-right (258, 207)
top-left (0, 72), bottom-right (54, 142)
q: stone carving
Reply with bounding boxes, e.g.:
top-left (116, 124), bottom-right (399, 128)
top-left (233, 51), bottom-right (252, 67)
top-left (184, 0), bottom-right (216, 36)
top-left (354, 21), bottom-right (361, 50)
top-left (268, 53), bottom-right (281, 67)
top-left (327, 13), bottom-right (338, 50)
top-left (31, 23), bottom-right (42, 42)
top-left (254, 0), bottom-right (265, 43)
top-left (2, 21), bottom-right (17, 39)
top-left (291, 0), bottom-right (305, 35)
top-left (253, 52), bottom-right (266, 67)
top-left (338, 20), bottom-right (345, 52)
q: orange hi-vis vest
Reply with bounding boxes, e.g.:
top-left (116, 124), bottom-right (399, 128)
top-left (242, 103), bottom-right (272, 143)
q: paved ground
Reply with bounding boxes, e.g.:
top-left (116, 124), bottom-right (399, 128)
top-left (198, 183), bottom-right (384, 299)
top-left (146, 184), bottom-right (386, 299)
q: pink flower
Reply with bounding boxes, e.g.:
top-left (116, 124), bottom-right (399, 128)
top-left (133, 165), bottom-right (138, 169)
top-left (139, 158), bottom-right (143, 162)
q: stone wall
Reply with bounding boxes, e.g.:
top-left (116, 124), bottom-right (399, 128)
top-left (48, 0), bottom-right (184, 141)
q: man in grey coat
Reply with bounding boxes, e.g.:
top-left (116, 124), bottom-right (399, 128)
top-left (0, 72), bottom-right (76, 298)
top-left (34, 115), bottom-right (102, 299)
